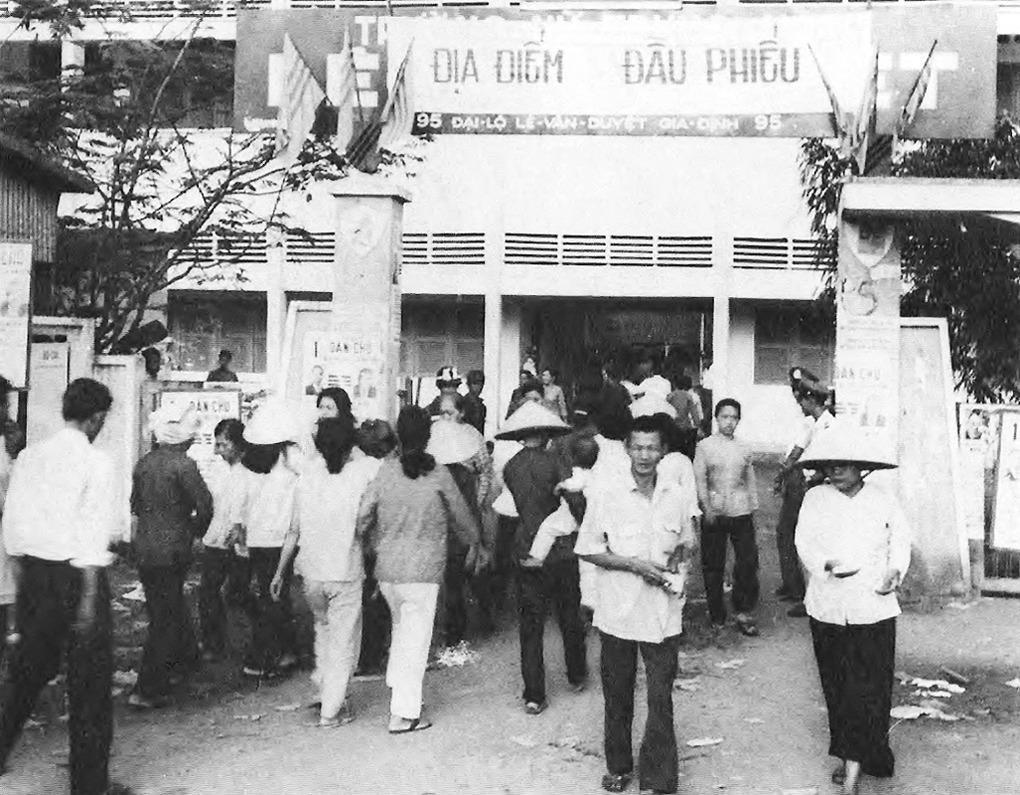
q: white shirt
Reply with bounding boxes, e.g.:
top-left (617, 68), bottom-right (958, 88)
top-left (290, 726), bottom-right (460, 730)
top-left (637, 374), bottom-right (672, 401)
top-left (2, 427), bottom-right (117, 568)
top-left (796, 482), bottom-right (912, 626)
top-left (241, 461), bottom-right (298, 548)
top-left (575, 473), bottom-right (697, 643)
top-left (202, 461), bottom-right (248, 549)
top-left (296, 456), bottom-right (381, 582)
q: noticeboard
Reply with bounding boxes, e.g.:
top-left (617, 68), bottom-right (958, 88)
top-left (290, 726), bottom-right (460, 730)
top-left (158, 389), bottom-right (243, 483)
top-left (0, 242), bottom-right (33, 388)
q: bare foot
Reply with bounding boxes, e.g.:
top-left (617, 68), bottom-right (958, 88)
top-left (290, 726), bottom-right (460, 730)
top-left (842, 759), bottom-right (861, 795)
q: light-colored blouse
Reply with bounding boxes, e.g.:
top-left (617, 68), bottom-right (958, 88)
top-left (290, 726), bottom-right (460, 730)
top-left (796, 482), bottom-right (912, 626)
top-left (242, 460), bottom-right (298, 549)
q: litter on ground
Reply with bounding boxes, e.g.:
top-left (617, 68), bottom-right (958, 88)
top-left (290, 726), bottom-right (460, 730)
top-left (433, 641), bottom-right (480, 668)
top-left (686, 737), bottom-right (724, 748)
top-left (715, 659), bottom-right (745, 670)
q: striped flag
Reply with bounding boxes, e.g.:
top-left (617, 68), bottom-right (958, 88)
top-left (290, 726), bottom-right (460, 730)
top-left (377, 40), bottom-right (414, 152)
top-left (896, 40), bottom-right (938, 140)
top-left (807, 44), bottom-right (846, 139)
top-left (326, 26), bottom-right (363, 148)
top-left (345, 40), bottom-right (414, 172)
top-left (847, 50), bottom-right (879, 173)
top-left (277, 34), bottom-right (326, 161)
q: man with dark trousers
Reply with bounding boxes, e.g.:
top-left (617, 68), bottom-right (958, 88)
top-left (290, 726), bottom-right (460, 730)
top-left (0, 378), bottom-right (132, 795)
top-left (576, 414), bottom-right (696, 794)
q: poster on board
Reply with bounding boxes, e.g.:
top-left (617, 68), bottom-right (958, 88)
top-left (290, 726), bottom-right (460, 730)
top-left (158, 390), bottom-right (242, 483)
top-left (0, 242), bottom-right (33, 389)
top-left (834, 313), bottom-right (900, 442)
top-left (957, 403), bottom-right (1001, 542)
top-left (992, 409), bottom-right (1020, 552)
top-left (302, 329), bottom-right (386, 422)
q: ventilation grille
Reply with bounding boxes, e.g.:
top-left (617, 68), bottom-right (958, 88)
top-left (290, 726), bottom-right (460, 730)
top-left (179, 231), bottom-right (267, 266)
top-left (286, 232), bottom-right (335, 264)
top-left (733, 237), bottom-right (832, 270)
top-left (504, 233), bottom-right (713, 268)
top-left (402, 232), bottom-right (485, 267)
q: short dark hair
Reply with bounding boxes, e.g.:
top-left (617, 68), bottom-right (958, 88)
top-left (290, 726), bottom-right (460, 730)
top-left (676, 373), bottom-right (693, 390)
top-left (213, 418), bottom-right (246, 450)
top-left (520, 379), bottom-right (544, 398)
top-left (542, 367), bottom-right (558, 379)
top-left (714, 398), bottom-right (742, 418)
top-left (358, 419), bottom-right (397, 459)
top-left (626, 413), bottom-right (668, 447)
top-left (62, 378), bottom-right (113, 422)
top-left (219, 349), bottom-right (233, 360)
top-left (466, 369), bottom-right (485, 385)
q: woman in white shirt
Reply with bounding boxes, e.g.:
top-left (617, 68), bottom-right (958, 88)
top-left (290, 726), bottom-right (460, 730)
top-left (197, 419), bottom-right (248, 661)
top-left (795, 422), bottom-right (911, 795)
top-left (271, 417), bottom-right (383, 727)
top-left (239, 403), bottom-right (303, 678)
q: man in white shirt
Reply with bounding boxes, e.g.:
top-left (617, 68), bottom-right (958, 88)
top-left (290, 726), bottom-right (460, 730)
top-left (0, 379), bottom-right (131, 795)
top-left (774, 375), bottom-right (834, 618)
top-left (576, 414), bottom-right (696, 795)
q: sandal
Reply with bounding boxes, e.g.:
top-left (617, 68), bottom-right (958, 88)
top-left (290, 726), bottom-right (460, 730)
top-left (388, 717), bottom-right (433, 734)
top-left (601, 773), bottom-right (631, 792)
top-left (524, 700), bottom-right (548, 715)
top-left (832, 763), bottom-right (847, 785)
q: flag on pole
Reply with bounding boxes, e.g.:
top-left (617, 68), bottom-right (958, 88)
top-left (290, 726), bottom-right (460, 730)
top-left (345, 40), bottom-right (413, 172)
top-left (807, 44), bottom-right (846, 139)
top-left (847, 50), bottom-right (879, 173)
top-left (277, 34), bottom-right (326, 161)
top-left (326, 26), bottom-right (363, 148)
top-left (896, 39), bottom-right (938, 140)
top-left (377, 40), bottom-right (414, 152)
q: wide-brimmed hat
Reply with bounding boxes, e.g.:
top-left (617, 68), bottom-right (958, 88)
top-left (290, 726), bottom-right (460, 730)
top-left (435, 366), bottom-right (461, 386)
top-left (149, 403), bottom-right (201, 446)
top-left (630, 394), bottom-right (677, 420)
top-left (798, 420), bottom-right (897, 471)
top-left (427, 420), bottom-right (483, 464)
top-left (796, 375), bottom-right (830, 401)
top-left (495, 401), bottom-right (571, 441)
top-left (244, 401), bottom-right (302, 446)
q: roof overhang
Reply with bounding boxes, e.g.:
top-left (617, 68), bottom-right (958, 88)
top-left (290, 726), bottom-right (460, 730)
top-left (0, 133), bottom-right (94, 194)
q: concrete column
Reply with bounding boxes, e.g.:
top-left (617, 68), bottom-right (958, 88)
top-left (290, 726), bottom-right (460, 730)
top-left (482, 210), bottom-right (504, 437)
top-left (328, 175), bottom-right (410, 422)
top-left (710, 231), bottom-right (734, 402)
top-left (60, 41), bottom-right (85, 83)
top-left (265, 230), bottom-right (286, 391)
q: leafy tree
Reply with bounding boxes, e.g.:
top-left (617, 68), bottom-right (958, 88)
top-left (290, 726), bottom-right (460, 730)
top-left (1, 0), bottom-right (419, 354)
top-left (799, 118), bottom-right (1020, 401)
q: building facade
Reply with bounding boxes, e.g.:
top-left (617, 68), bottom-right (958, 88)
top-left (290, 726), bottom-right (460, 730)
top-left (2, 0), bottom-right (1017, 449)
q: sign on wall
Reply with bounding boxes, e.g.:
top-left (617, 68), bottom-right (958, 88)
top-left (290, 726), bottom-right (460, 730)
top-left (236, 3), bottom-right (996, 139)
top-left (992, 409), bottom-right (1020, 552)
top-left (302, 329), bottom-right (386, 422)
top-left (957, 403), bottom-right (1001, 542)
top-left (0, 242), bottom-right (33, 388)
top-left (158, 390), bottom-right (242, 481)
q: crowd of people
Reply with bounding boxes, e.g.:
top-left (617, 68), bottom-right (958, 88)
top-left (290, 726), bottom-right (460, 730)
top-left (0, 353), bottom-right (910, 795)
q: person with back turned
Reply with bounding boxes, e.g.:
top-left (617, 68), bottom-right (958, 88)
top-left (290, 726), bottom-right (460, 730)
top-left (0, 378), bottom-right (133, 795)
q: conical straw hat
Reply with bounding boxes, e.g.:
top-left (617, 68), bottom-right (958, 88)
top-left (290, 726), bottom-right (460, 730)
top-left (428, 420), bottom-right (484, 465)
top-left (630, 394), bottom-right (677, 420)
top-left (495, 401), bottom-right (571, 441)
top-left (244, 400), bottom-right (303, 446)
top-left (797, 419), bottom-right (897, 471)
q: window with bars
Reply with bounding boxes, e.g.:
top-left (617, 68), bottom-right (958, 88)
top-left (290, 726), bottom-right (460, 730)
top-left (168, 292), bottom-right (267, 374)
top-left (753, 304), bottom-right (834, 385)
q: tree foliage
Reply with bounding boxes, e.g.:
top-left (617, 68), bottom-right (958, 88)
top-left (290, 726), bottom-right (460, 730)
top-left (799, 118), bottom-right (1020, 401)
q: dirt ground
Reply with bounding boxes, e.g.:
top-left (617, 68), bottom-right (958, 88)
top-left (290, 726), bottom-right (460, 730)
top-left (4, 462), bottom-right (1020, 795)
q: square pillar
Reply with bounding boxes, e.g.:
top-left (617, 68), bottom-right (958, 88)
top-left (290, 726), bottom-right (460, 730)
top-left (326, 175), bottom-right (410, 422)
top-left (710, 231), bottom-right (734, 402)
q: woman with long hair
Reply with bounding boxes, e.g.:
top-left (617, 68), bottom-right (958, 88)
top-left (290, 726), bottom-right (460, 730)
top-left (271, 416), bottom-right (383, 727)
top-left (357, 406), bottom-right (480, 733)
top-left (795, 422), bottom-right (911, 795)
top-left (0, 376), bottom-right (25, 652)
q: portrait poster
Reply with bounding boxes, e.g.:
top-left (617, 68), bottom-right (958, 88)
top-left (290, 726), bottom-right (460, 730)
top-left (992, 409), bottom-right (1020, 552)
top-left (0, 242), bottom-right (33, 388)
top-left (302, 329), bottom-right (386, 422)
top-left (957, 403), bottom-right (1001, 542)
top-left (159, 390), bottom-right (242, 483)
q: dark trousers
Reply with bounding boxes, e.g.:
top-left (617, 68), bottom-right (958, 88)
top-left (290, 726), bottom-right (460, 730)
top-left (0, 557), bottom-right (112, 795)
top-left (776, 475), bottom-right (807, 598)
top-left (138, 563), bottom-right (198, 698)
top-left (247, 547), bottom-right (295, 670)
top-left (516, 556), bottom-right (587, 704)
top-left (436, 548), bottom-right (469, 648)
top-left (600, 631), bottom-right (681, 794)
top-left (198, 546), bottom-right (237, 655)
top-left (700, 515), bottom-right (759, 624)
top-left (357, 576), bottom-right (391, 673)
top-left (810, 617), bottom-right (896, 777)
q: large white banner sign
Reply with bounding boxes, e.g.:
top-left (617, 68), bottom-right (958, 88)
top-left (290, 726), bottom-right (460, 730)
top-left (0, 242), bottom-right (32, 388)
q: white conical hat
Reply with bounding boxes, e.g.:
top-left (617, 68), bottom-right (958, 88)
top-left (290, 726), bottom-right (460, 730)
top-left (630, 394), bottom-right (677, 420)
top-left (495, 401), bottom-right (571, 441)
top-left (243, 400), bottom-right (302, 446)
top-left (428, 420), bottom-right (483, 465)
top-left (798, 419), bottom-right (897, 471)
